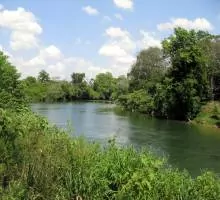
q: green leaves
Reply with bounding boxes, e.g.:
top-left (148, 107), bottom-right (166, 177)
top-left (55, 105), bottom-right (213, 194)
top-left (128, 47), bottom-right (165, 91)
top-left (1, 108), bottom-right (220, 199)
top-left (0, 51), bottom-right (26, 110)
top-left (93, 72), bottom-right (117, 100)
top-left (37, 70), bottom-right (50, 83)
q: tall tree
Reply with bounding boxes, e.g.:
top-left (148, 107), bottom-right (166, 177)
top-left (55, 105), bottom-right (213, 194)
top-left (161, 28), bottom-right (211, 120)
top-left (38, 70), bottom-right (50, 83)
top-left (71, 73), bottom-right (85, 84)
top-left (128, 47), bottom-right (165, 91)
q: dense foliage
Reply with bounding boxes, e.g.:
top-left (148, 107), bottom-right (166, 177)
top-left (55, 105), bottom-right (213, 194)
top-left (119, 28), bottom-right (220, 121)
top-left (20, 28), bottom-right (220, 122)
top-left (23, 71), bottom-right (119, 102)
top-left (1, 109), bottom-right (220, 199)
top-left (0, 52), bottom-right (26, 110)
top-left (193, 101), bottom-right (220, 127)
top-left (1, 43), bottom-right (220, 199)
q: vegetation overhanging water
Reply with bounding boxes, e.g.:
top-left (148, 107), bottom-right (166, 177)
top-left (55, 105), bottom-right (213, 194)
top-left (1, 27), bottom-right (220, 199)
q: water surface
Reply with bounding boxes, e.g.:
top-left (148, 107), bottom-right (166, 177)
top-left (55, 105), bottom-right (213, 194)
top-left (32, 102), bottom-right (220, 176)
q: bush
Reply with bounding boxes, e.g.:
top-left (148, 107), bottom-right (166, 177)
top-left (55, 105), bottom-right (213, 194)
top-left (1, 109), bottom-right (220, 199)
top-left (118, 90), bottom-right (154, 114)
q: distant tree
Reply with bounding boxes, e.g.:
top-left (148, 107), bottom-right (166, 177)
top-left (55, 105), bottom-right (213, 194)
top-left (117, 75), bottom-right (129, 95)
top-left (93, 72), bottom-right (116, 100)
top-left (71, 73), bottom-right (85, 84)
top-left (38, 70), bottom-right (50, 83)
top-left (24, 76), bottom-right (37, 86)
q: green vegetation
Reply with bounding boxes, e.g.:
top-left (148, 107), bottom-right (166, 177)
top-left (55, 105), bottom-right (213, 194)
top-left (118, 28), bottom-right (220, 122)
top-left (2, 108), bottom-right (220, 199)
top-left (23, 70), bottom-right (120, 102)
top-left (193, 101), bottom-right (220, 128)
top-left (1, 28), bottom-right (220, 199)
top-left (22, 28), bottom-right (220, 124)
top-left (0, 52), bottom-right (26, 110)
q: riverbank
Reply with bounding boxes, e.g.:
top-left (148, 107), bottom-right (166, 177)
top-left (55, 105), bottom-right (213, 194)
top-left (117, 99), bottom-right (220, 130)
top-left (2, 108), bottom-right (220, 199)
top-left (192, 101), bottom-right (220, 129)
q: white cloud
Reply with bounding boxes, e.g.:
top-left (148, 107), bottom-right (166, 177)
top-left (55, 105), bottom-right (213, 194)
top-left (157, 18), bottom-right (213, 31)
top-left (26, 56), bottom-right (46, 67)
top-left (0, 7), bottom-right (111, 79)
top-left (48, 62), bottom-right (65, 79)
top-left (138, 30), bottom-right (161, 49)
top-left (13, 45), bottom-right (63, 77)
top-left (115, 37), bottom-right (136, 51)
top-left (9, 45), bottom-right (106, 79)
top-left (113, 0), bottom-right (133, 10)
top-left (99, 26), bottom-right (164, 76)
top-left (10, 31), bottom-right (39, 50)
top-left (0, 5), bottom-right (164, 79)
top-left (101, 27), bottom-right (136, 57)
top-left (115, 13), bottom-right (123, 20)
top-left (0, 7), bottom-right (42, 50)
top-left (0, 4), bottom-right (4, 10)
top-left (40, 45), bottom-right (62, 60)
top-left (103, 16), bottom-right (112, 22)
top-left (116, 55), bottom-right (135, 64)
top-left (99, 44), bottom-right (127, 57)
top-left (105, 27), bottom-right (129, 38)
top-left (63, 57), bottom-right (110, 79)
top-left (82, 6), bottom-right (99, 16)
top-left (88, 66), bottom-right (111, 75)
top-left (99, 26), bottom-right (137, 76)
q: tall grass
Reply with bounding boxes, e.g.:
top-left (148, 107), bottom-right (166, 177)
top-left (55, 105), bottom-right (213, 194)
top-left (1, 108), bottom-right (220, 199)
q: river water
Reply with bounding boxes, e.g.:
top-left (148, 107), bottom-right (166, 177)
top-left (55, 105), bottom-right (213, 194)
top-left (32, 102), bottom-right (220, 176)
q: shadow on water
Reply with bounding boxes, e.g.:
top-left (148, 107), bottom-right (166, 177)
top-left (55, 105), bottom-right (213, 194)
top-left (32, 102), bottom-right (220, 176)
top-left (114, 109), bottom-right (220, 176)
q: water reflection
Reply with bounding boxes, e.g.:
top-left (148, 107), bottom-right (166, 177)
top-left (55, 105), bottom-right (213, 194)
top-left (32, 103), bottom-right (220, 176)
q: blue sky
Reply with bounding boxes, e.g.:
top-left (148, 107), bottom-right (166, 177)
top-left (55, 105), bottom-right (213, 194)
top-left (0, 0), bottom-right (219, 79)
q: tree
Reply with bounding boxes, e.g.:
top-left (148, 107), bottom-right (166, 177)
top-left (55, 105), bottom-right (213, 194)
top-left (71, 73), bottom-right (85, 84)
top-left (93, 72), bottom-right (116, 100)
top-left (209, 36), bottom-right (220, 100)
top-left (128, 47), bottom-right (165, 91)
top-left (0, 51), bottom-right (26, 109)
top-left (117, 75), bottom-right (129, 94)
top-left (45, 82), bottom-right (65, 102)
top-left (23, 76), bottom-right (37, 86)
top-left (38, 70), bottom-right (50, 83)
top-left (161, 28), bottom-right (211, 120)
top-left (112, 75), bottom-right (129, 99)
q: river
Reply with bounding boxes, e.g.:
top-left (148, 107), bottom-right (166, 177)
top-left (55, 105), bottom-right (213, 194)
top-left (31, 102), bottom-right (220, 176)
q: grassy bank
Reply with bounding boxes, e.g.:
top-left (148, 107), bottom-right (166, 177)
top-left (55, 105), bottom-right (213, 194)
top-left (1, 109), bottom-right (220, 199)
top-left (192, 101), bottom-right (220, 128)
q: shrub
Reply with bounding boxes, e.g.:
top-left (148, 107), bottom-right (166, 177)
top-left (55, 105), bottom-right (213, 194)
top-left (1, 109), bottom-right (220, 199)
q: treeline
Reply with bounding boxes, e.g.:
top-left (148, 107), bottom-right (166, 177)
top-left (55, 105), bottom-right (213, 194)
top-left (2, 50), bottom-right (220, 199)
top-left (118, 28), bottom-right (220, 121)
top-left (22, 70), bottom-right (128, 102)
top-left (22, 28), bottom-right (220, 121)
